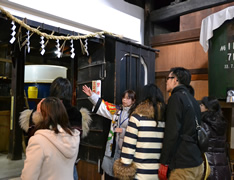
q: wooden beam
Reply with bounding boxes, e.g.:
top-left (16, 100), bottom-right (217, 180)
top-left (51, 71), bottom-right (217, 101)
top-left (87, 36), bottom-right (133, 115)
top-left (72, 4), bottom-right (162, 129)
top-left (150, 0), bottom-right (232, 22)
top-left (151, 28), bottom-right (200, 46)
top-left (191, 74), bottom-right (208, 81)
top-left (0, 58), bottom-right (12, 63)
top-left (144, 0), bottom-right (155, 46)
top-left (155, 68), bottom-right (208, 78)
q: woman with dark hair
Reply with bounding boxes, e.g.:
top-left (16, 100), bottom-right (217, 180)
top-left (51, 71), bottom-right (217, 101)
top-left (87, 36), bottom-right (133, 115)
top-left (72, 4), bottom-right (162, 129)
top-left (50, 77), bottom-right (92, 180)
top-left (113, 84), bottom-right (166, 180)
top-left (50, 77), bottom-right (92, 137)
top-left (20, 77), bottom-right (92, 180)
top-left (200, 96), bottom-right (231, 180)
top-left (21, 97), bottom-right (80, 180)
top-left (82, 85), bottom-right (136, 180)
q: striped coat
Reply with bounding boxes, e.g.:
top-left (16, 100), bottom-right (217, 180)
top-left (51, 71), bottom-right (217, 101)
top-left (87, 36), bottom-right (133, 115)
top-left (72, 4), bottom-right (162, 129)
top-left (120, 101), bottom-right (165, 180)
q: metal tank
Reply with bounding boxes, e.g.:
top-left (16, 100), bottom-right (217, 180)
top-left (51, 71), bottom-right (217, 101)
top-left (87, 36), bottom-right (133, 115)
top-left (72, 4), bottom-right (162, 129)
top-left (208, 19), bottom-right (234, 101)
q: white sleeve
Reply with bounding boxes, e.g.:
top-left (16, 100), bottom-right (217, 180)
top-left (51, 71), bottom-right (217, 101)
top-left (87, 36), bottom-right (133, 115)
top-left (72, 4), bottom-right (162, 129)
top-left (88, 93), bottom-right (99, 105)
top-left (88, 93), bottom-right (116, 120)
top-left (95, 102), bottom-right (114, 120)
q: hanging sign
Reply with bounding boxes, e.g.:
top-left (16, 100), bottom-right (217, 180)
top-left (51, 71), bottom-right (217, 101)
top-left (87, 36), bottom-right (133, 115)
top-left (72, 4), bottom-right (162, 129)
top-left (92, 80), bottom-right (101, 97)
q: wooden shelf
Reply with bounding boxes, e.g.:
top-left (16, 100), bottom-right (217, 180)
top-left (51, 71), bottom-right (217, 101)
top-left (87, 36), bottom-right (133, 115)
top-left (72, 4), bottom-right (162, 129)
top-left (27, 98), bottom-right (42, 104)
top-left (0, 96), bottom-right (11, 101)
top-left (220, 101), bottom-right (234, 109)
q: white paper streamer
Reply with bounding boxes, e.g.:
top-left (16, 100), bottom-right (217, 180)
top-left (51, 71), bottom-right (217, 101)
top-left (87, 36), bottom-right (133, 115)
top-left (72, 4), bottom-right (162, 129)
top-left (9, 21), bottom-right (16, 44)
top-left (70, 39), bottom-right (75, 58)
top-left (55, 39), bottom-right (61, 58)
top-left (40, 36), bottom-right (45, 55)
top-left (26, 30), bottom-right (30, 53)
top-left (84, 39), bottom-right (89, 56)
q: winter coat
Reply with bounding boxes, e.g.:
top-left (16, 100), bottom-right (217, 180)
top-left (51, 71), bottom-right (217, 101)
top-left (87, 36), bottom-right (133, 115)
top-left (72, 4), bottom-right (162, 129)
top-left (19, 103), bottom-right (92, 139)
top-left (63, 100), bottom-right (82, 128)
top-left (21, 125), bottom-right (80, 180)
top-left (88, 93), bottom-right (130, 176)
top-left (160, 85), bottom-right (203, 170)
top-left (114, 100), bottom-right (165, 180)
top-left (201, 112), bottom-right (231, 180)
top-left (63, 101), bottom-right (92, 138)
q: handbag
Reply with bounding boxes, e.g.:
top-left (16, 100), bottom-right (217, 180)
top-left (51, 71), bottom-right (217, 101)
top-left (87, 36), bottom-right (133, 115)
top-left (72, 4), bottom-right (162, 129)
top-left (196, 120), bottom-right (209, 152)
top-left (203, 153), bottom-right (211, 180)
top-left (113, 159), bottom-right (136, 180)
top-left (183, 91), bottom-right (209, 153)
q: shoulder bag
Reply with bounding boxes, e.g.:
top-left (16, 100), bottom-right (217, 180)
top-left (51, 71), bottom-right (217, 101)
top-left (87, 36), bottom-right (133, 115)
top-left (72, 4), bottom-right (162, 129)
top-left (183, 91), bottom-right (209, 153)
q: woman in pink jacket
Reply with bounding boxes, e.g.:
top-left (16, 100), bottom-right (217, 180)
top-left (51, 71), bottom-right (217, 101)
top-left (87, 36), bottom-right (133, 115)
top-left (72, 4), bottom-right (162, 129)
top-left (21, 97), bottom-right (80, 180)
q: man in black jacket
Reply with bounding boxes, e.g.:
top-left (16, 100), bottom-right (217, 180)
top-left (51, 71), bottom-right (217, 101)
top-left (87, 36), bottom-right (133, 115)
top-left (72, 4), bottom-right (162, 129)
top-left (158, 67), bottom-right (204, 180)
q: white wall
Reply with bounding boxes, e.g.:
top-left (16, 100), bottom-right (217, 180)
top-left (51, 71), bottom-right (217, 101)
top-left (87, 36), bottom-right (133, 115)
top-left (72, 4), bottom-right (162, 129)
top-left (0, 0), bottom-right (144, 43)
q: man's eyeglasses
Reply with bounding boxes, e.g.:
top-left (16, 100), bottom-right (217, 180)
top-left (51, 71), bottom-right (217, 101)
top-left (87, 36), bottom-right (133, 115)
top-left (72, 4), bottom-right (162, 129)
top-left (166, 76), bottom-right (175, 80)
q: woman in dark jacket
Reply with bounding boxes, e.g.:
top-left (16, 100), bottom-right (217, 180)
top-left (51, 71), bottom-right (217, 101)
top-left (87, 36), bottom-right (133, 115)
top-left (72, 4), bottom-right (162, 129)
top-left (200, 96), bottom-right (231, 180)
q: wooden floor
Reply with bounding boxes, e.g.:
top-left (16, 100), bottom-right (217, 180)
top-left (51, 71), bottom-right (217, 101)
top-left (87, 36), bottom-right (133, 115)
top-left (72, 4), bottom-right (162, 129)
top-left (77, 160), bottom-right (103, 180)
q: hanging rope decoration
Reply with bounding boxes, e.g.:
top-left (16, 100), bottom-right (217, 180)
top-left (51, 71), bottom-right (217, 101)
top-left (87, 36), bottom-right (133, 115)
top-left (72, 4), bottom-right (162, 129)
top-left (39, 31), bottom-right (55, 55)
top-left (21, 26), bottom-right (39, 50)
top-left (60, 39), bottom-right (67, 58)
top-left (0, 6), bottom-right (123, 58)
top-left (0, 6), bottom-right (122, 40)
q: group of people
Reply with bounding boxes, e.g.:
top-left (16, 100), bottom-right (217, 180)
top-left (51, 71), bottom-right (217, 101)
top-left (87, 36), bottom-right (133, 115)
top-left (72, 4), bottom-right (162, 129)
top-left (83, 67), bottom-right (231, 180)
top-left (19, 77), bottom-right (92, 180)
top-left (19, 66), bottom-right (232, 180)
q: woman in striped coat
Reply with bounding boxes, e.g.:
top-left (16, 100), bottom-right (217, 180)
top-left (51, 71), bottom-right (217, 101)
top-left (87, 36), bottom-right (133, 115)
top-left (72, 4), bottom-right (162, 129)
top-left (114, 84), bottom-right (166, 180)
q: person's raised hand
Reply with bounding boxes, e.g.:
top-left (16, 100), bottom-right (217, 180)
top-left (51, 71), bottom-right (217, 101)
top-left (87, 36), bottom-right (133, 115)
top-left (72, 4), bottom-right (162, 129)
top-left (82, 85), bottom-right (92, 97)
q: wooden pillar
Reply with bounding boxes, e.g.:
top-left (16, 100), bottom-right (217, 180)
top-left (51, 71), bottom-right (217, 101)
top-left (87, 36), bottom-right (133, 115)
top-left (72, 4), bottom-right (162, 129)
top-left (71, 52), bottom-right (78, 106)
top-left (144, 0), bottom-right (154, 46)
top-left (8, 44), bottom-right (25, 160)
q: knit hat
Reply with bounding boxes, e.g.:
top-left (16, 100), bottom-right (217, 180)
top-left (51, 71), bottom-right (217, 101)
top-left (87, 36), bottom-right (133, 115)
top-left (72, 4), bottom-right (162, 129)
top-left (201, 97), bottom-right (210, 109)
top-left (201, 96), bottom-right (220, 113)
